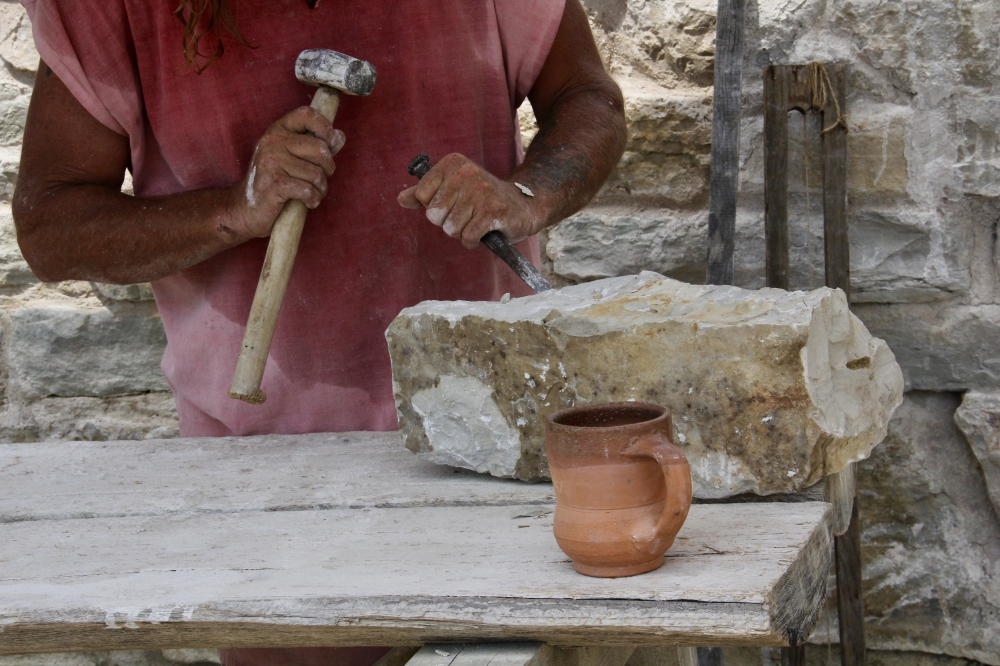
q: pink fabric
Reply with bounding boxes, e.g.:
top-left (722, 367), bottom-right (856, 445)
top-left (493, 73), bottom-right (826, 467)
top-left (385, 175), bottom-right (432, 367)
top-left (24, 0), bottom-right (565, 437)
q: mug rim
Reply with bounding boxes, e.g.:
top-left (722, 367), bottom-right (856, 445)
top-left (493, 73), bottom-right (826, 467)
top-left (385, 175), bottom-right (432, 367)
top-left (546, 401), bottom-right (670, 432)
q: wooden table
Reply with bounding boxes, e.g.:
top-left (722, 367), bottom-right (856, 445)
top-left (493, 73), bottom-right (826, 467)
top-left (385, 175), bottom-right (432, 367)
top-left (0, 432), bottom-right (835, 659)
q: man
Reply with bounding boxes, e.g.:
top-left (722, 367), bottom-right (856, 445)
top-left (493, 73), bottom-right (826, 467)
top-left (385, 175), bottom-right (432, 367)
top-left (14, 0), bottom-right (625, 664)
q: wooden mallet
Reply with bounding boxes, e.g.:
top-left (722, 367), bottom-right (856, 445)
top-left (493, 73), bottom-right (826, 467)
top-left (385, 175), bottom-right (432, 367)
top-left (229, 49), bottom-right (377, 405)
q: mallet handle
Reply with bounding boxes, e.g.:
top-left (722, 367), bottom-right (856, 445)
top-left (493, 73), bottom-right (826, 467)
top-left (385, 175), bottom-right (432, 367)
top-left (229, 86), bottom-right (341, 405)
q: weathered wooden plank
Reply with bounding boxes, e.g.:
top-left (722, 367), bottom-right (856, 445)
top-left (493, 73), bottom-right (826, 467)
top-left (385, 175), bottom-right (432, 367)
top-left (705, 0), bottom-right (746, 285)
top-left (763, 66), bottom-right (790, 290)
top-left (0, 432), bottom-right (551, 523)
top-left (0, 436), bottom-right (834, 654)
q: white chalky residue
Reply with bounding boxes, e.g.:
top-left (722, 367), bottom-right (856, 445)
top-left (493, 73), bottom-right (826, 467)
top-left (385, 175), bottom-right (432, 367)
top-left (426, 207), bottom-right (448, 227)
top-left (411, 375), bottom-right (521, 477)
top-left (245, 165), bottom-right (257, 208)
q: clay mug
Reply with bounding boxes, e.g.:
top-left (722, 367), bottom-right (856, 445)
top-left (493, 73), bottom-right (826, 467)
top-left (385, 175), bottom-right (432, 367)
top-left (545, 402), bottom-right (692, 578)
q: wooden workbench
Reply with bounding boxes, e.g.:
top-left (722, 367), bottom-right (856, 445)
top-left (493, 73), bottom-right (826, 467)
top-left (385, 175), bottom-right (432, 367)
top-left (0, 432), bottom-right (833, 655)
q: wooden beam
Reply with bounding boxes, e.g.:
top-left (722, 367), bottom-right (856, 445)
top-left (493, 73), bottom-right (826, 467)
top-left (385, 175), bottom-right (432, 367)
top-left (763, 66), bottom-right (790, 290)
top-left (821, 64), bottom-right (850, 298)
top-left (706, 0), bottom-right (747, 285)
top-left (836, 504), bottom-right (866, 666)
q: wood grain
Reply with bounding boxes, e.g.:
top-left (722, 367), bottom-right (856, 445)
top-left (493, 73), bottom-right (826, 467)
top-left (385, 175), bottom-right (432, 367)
top-left (763, 66), bottom-right (790, 290)
top-left (821, 65), bottom-right (850, 299)
top-left (0, 433), bottom-right (833, 654)
top-left (705, 0), bottom-right (746, 286)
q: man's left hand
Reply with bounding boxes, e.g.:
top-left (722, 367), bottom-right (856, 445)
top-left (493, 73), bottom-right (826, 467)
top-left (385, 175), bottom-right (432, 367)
top-left (397, 153), bottom-right (542, 249)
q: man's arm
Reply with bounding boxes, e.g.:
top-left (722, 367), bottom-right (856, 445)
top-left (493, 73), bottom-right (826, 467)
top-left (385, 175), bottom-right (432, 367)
top-left (13, 64), bottom-right (343, 284)
top-left (397, 0), bottom-right (626, 249)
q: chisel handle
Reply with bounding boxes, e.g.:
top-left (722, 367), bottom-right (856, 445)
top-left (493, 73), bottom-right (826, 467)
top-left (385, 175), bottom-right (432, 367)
top-left (229, 86), bottom-right (342, 405)
top-left (407, 154), bottom-right (552, 293)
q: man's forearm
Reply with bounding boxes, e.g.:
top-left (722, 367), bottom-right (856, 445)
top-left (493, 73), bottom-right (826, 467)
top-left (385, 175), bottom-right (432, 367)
top-left (14, 183), bottom-right (245, 284)
top-left (513, 89), bottom-right (627, 233)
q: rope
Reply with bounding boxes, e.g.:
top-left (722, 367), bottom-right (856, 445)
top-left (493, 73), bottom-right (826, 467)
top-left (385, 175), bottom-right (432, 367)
top-left (809, 62), bottom-right (852, 135)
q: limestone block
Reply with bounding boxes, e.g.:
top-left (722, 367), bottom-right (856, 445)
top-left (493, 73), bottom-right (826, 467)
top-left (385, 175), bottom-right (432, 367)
top-left (546, 207), bottom-right (708, 285)
top-left (598, 84), bottom-right (712, 207)
top-left (0, 651), bottom-right (219, 666)
top-left (954, 391), bottom-right (1000, 522)
top-left (0, 4), bottom-right (39, 73)
top-left (0, 205), bottom-right (38, 288)
top-left (0, 392), bottom-right (178, 443)
top-left (91, 281), bottom-right (156, 303)
top-left (0, 81), bottom-right (31, 147)
top-left (848, 209), bottom-right (971, 303)
top-left (387, 272), bottom-right (904, 496)
top-left (587, 0), bottom-right (717, 89)
top-left (853, 393), bottom-right (1000, 664)
top-left (852, 302), bottom-right (1000, 391)
top-left (8, 304), bottom-right (169, 399)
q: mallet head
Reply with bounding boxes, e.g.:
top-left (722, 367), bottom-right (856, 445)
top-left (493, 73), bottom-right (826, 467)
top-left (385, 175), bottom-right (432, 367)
top-left (295, 49), bottom-right (377, 96)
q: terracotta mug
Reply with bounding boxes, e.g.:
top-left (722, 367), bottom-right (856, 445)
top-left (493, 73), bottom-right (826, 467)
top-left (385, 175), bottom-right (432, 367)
top-left (545, 402), bottom-right (692, 578)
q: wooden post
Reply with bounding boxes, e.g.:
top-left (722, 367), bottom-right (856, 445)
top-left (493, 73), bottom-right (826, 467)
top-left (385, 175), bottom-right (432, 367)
top-left (821, 65), bottom-right (850, 298)
top-left (763, 63), bottom-right (863, 666)
top-left (763, 66), bottom-right (790, 290)
top-left (820, 63), bottom-right (866, 666)
top-left (705, 0), bottom-right (746, 286)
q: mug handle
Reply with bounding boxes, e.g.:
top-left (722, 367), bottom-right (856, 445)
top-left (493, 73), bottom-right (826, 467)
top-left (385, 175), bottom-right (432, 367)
top-left (624, 430), bottom-right (693, 556)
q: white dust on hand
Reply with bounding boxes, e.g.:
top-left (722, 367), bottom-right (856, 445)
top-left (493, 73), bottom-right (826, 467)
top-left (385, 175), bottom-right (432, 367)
top-left (245, 165), bottom-right (257, 208)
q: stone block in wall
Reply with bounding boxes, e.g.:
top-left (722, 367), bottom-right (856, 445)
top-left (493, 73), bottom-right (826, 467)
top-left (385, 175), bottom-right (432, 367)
top-left (586, 0), bottom-right (717, 89)
top-left (853, 302), bottom-right (1000, 391)
top-left (0, 650), bottom-right (220, 666)
top-left (954, 391), bottom-right (1000, 523)
top-left (848, 209), bottom-right (971, 303)
top-left (851, 392), bottom-right (1000, 665)
top-left (0, 392), bottom-right (178, 443)
top-left (598, 83), bottom-right (712, 207)
top-left (546, 207), bottom-right (708, 284)
top-left (0, 206), bottom-right (38, 288)
top-left (387, 272), bottom-right (903, 495)
top-left (846, 103), bottom-right (911, 198)
top-left (8, 304), bottom-right (169, 399)
top-left (0, 4), bottom-right (39, 73)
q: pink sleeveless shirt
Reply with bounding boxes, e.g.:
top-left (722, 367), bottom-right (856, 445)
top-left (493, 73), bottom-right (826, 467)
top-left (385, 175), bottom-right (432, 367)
top-left (24, 0), bottom-right (564, 437)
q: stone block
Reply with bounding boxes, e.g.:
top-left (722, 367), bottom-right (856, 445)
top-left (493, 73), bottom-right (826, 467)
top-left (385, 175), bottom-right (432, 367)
top-left (8, 304), bottom-right (169, 399)
top-left (852, 302), bottom-right (1000, 391)
top-left (0, 4), bottom-right (39, 73)
top-left (546, 207), bottom-right (708, 284)
top-left (0, 205), bottom-right (38, 288)
top-left (853, 393), bottom-right (1000, 664)
top-left (954, 390), bottom-right (1000, 523)
top-left (598, 84), bottom-right (712, 207)
top-left (387, 272), bottom-right (904, 496)
top-left (0, 392), bottom-right (178, 443)
top-left (847, 209), bottom-right (971, 303)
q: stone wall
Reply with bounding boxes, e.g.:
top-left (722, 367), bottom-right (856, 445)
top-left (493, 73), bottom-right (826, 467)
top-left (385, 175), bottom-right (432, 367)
top-left (1, 0), bottom-right (999, 665)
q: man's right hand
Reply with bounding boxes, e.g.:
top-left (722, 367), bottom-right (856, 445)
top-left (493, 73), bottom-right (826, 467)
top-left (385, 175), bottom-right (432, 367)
top-left (14, 63), bottom-right (349, 284)
top-left (229, 106), bottom-right (345, 241)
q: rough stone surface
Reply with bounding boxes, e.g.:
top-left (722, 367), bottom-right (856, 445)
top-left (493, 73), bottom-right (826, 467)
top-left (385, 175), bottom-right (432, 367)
top-left (852, 393), bottom-right (1000, 664)
top-left (8, 303), bottom-right (169, 398)
top-left (0, 651), bottom-right (219, 666)
top-left (955, 391), bottom-right (1000, 524)
top-left (388, 272), bottom-right (904, 494)
top-left (852, 302), bottom-right (1000, 391)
